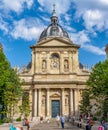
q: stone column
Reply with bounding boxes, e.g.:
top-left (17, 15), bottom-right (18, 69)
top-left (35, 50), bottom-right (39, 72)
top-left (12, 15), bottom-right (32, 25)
top-left (61, 88), bottom-right (65, 114)
top-left (71, 52), bottom-right (74, 72)
top-left (46, 88), bottom-right (50, 117)
top-left (69, 88), bottom-right (73, 115)
top-left (38, 89), bottom-right (41, 116)
top-left (74, 89), bottom-right (79, 116)
top-left (47, 52), bottom-right (50, 73)
top-left (29, 90), bottom-right (32, 118)
top-left (39, 52), bottom-right (42, 73)
top-left (73, 89), bottom-right (75, 114)
top-left (34, 52), bottom-right (36, 73)
top-left (36, 52), bottom-right (38, 73)
top-left (33, 89), bottom-right (37, 117)
top-left (60, 51), bottom-right (64, 73)
top-left (72, 51), bottom-right (76, 73)
top-left (69, 51), bottom-right (72, 73)
top-left (36, 52), bottom-right (41, 73)
top-left (31, 51), bottom-right (35, 74)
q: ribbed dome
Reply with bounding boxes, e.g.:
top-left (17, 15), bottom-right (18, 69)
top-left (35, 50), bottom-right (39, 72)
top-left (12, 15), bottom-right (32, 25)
top-left (39, 5), bottom-right (70, 41)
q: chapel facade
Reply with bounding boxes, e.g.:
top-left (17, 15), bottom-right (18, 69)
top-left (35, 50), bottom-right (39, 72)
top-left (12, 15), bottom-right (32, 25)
top-left (19, 7), bottom-right (90, 119)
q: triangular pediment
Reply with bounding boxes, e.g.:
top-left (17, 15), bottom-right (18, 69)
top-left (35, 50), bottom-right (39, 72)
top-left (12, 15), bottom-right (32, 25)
top-left (50, 93), bottom-right (61, 97)
top-left (36, 37), bottom-right (75, 47)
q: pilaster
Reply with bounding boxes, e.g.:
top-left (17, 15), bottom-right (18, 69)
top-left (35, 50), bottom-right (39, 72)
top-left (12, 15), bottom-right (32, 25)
top-left (74, 89), bottom-right (79, 116)
top-left (69, 51), bottom-right (72, 73)
top-left (69, 88), bottom-right (73, 115)
top-left (33, 89), bottom-right (37, 117)
top-left (61, 88), bottom-right (65, 114)
top-left (29, 90), bottom-right (32, 118)
top-left (60, 51), bottom-right (64, 73)
top-left (47, 52), bottom-right (50, 73)
top-left (38, 89), bottom-right (41, 116)
top-left (46, 88), bottom-right (50, 116)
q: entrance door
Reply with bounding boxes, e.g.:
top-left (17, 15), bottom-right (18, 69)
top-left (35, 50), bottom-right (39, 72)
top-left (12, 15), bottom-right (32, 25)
top-left (52, 100), bottom-right (60, 117)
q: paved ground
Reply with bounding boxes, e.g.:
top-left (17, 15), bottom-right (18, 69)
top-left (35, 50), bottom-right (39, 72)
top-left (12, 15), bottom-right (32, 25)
top-left (0, 121), bottom-right (83, 130)
top-left (31, 121), bottom-right (83, 130)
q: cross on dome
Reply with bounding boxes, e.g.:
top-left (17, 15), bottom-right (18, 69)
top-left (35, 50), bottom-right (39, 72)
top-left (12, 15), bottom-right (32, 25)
top-left (51, 4), bottom-right (58, 25)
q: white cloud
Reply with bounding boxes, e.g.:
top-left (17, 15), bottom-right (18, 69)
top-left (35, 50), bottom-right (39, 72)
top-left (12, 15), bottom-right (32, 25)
top-left (40, 16), bottom-right (50, 23)
top-left (83, 10), bottom-right (106, 31)
top-left (82, 44), bottom-right (105, 55)
top-left (99, 0), bottom-right (108, 5)
top-left (1, 0), bottom-right (33, 13)
top-left (11, 18), bottom-right (45, 41)
top-left (70, 30), bottom-right (90, 45)
top-left (0, 16), bottom-right (9, 33)
top-left (37, 0), bottom-right (72, 16)
top-left (64, 14), bottom-right (71, 22)
top-left (70, 30), bottom-right (105, 55)
top-left (74, 0), bottom-right (108, 31)
top-left (25, 0), bottom-right (33, 9)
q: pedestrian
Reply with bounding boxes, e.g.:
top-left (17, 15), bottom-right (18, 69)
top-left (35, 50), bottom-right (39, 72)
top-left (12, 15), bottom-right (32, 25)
top-left (22, 118), bottom-right (26, 126)
top-left (10, 124), bottom-right (23, 130)
top-left (40, 116), bottom-right (43, 123)
top-left (56, 114), bottom-right (60, 127)
top-left (25, 118), bottom-right (30, 130)
top-left (86, 122), bottom-right (91, 130)
top-left (10, 124), bottom-right (16, 130)
top-left (77, 118), bottom-right (83, 128)
top-left (86, 117), bottom-right (94, 130)
top-left (101, 120), bottom-right (107, 130)
top-left (98, 125), bottom-right (104, 130)
top-left (60, 114), bottom-right (65, 129)
top-left (71, 115), bottom-right (75, 125)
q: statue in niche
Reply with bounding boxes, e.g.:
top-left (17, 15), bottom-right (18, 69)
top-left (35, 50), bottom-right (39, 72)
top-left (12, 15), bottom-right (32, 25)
top-left (42, 60), bottom-right (46, 69)
top-left (42, 97), bottom-right (45, 105)
top-left (65, 96), bottom-right (69, 105)
top-left (64, 60), bottom-right (69, 70)
top-left (51, 57), bottom-right (59, 69)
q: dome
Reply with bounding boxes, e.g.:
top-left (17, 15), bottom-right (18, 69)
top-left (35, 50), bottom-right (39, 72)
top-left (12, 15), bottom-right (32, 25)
top-left (39, 5), bottom-right (70, 41)
top-left (39, 24), bottom-right (69, 41)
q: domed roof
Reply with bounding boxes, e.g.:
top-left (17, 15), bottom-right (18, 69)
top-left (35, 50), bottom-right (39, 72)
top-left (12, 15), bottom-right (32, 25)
top-left (39, 5), bottom-right (70, 41)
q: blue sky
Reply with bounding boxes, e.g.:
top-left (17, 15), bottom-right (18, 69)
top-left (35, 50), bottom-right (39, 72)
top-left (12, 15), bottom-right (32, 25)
top-left (0, 0), bottom-right (107, 69)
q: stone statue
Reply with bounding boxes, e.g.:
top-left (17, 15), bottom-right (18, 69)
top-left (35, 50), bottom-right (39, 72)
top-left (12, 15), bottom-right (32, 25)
top-left (64, 60), bottom-right (69, 69)
top-left (51, 58), bottom-right (59, 69)
top-left (42, 60), bottom-right (46, 69)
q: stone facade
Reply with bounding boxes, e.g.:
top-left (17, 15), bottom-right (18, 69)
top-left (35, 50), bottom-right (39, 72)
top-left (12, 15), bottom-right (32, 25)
top-left (19, 8), bottom-right (90, 119)
top-left (19, 37), bottom-right (90, 119)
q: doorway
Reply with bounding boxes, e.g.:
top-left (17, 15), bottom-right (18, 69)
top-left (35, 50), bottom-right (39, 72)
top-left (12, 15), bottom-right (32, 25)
top-left (51, 100), bottom-right (60, 117)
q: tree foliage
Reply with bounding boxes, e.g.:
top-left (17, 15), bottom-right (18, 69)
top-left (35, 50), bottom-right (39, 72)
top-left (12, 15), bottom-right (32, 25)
top-left (87, 60), bottom-right (108, 118)
top-left (79, 90), bottom-right (92, 114)
top-left (19, 92), bottom-right (31, 117)
top-left (0, 49), bottom-right (23, 119)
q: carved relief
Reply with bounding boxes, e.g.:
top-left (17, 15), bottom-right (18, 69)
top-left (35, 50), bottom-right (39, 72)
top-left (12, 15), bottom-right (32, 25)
top-left (50, 53), bottom-right (59, 70)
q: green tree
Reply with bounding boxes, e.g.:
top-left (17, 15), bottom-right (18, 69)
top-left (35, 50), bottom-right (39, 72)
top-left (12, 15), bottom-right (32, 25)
top-left (79, 90), bottom-right (91, 114)
top-left (19, 92), bottom-right (31, 117)
top-left (87, 60), bottom-right (108, 119)
top-left (0, 46), bottom-right (23, 120)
